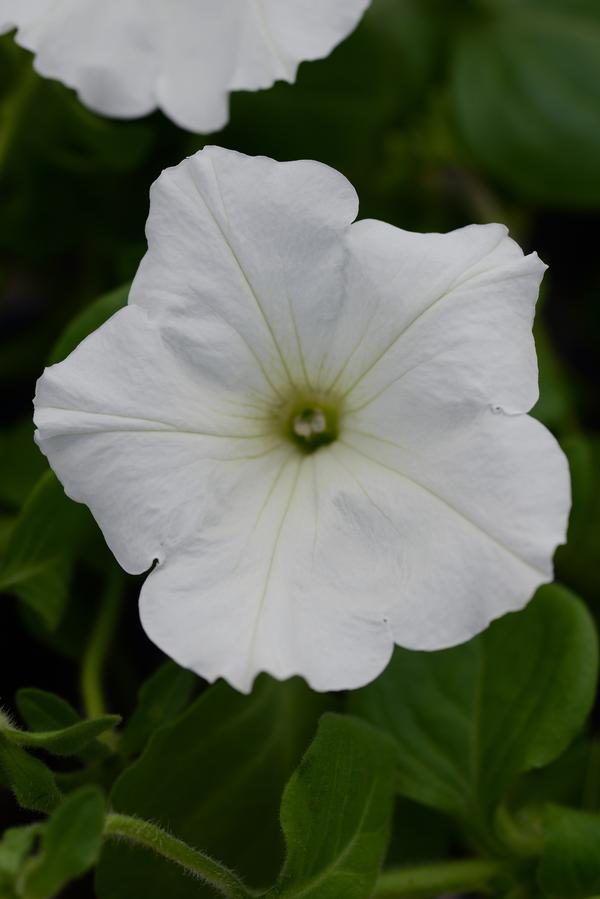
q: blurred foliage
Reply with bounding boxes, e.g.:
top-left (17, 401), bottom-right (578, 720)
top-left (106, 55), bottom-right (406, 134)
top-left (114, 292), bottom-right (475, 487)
top-left (350, 587), bottom-right (598, 845)
top-left (0, 0), bottom-right (599, 896)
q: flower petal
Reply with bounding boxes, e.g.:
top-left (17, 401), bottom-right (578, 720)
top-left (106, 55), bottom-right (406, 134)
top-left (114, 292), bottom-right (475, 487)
top-left (231, 0), bottom-right (371, 89)
top-left (3, 0), bottom-right (370, 131)
top-left (336, 409), bottom-right (570, 649)
top-left (131, 146), bottom-right (359, 396)
top-left (323, 221), bottom-right (544, 417)
top-left (153, 1), bottom-right (240, 132)
top-left (0, 0), bottom-right (54, 31)
top-left (140, 449), bottom-right (395, 693)
top-left (16, 0), bottom-right (161, 119)
top-left (34, 305), bottom-right (279, 574)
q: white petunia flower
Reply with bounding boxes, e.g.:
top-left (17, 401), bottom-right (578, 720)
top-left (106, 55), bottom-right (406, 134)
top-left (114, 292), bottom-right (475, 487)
top-left (0, 0), bottom-right (370, 132)
top-left (33, 147), bottom-right (570, 693)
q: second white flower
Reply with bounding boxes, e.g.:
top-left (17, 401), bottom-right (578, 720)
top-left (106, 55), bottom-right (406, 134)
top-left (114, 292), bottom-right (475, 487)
top-left (0, 0), bottom-right (370, 131)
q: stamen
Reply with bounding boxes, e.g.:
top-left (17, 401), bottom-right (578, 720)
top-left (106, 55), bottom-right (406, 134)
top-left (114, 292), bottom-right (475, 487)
top-left (293, 408), bottom-right (327, 439)
top-left (285, 401), bottom-right (339, 454)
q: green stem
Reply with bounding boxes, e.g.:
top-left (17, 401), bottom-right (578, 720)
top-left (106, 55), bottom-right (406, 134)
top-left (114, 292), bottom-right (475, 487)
top-left (104, 813), bottom-right (251, 899)
top-left (373, 859), bottom-right (506, 898)
top-left (0, 60), bottom-right (36, 171)
top-left (495, 803), bottom-right (543, 858)
top-left (81, 570), bottom-right (123, 721)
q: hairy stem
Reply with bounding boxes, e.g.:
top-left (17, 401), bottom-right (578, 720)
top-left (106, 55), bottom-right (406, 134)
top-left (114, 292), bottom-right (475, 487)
top-left (373, 858), bottom-right (506, 897)
top-left (81, 570), bottom-right (123, 722)
top-left (104, 813), bottom-right (251, 898)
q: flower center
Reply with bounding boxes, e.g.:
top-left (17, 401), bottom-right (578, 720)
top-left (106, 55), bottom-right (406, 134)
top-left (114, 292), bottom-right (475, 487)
top-left (284, 400), bottom-right (339, 454)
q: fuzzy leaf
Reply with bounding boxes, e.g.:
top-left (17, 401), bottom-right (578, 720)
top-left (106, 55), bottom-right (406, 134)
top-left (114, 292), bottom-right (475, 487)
top-left (2, 716), bottom-right (120, 757)
top-left (269, 714), bottom-right (396, 899)
top-left (0, 736), bottom-right (61, 813)
top-left (350, 586), bottom-right (598, 836)
top-left (16, 688), bottom-right (111, 764)
top-left (19, 786), bottom-right (105, 899)
top-left (0, 824), bottom-right (42, 890)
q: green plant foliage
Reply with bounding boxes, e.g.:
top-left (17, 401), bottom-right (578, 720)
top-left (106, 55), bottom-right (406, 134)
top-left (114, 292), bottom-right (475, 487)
top-left (0, 824), bottom-right (42, 895)
top-left (556, 435), bottom-right (600, 601)
top-left (96, 678), bottom-right (330, 898)
top-left (120, 662), bottom-right (196, 757)
top-left (349, 586), bottom-right (598, 841)
top-left (16, 689), bottom-right (84, 734)
top-left (451, 0), bottom-right (600, 206)
top-left (49, 284), bottom-right (130, 365)
top-left (16, 689), bottom-right (111, 764)
top-left (267, 714), bottom-right (396, 899)
top-left (0, 737), bottom-right (61, 814)
top-left (510, 739), bottom-right (597, 814)
top-left (1, 714), bottom-right (121, 757)
top-left (0, 421), bottom-right (47, 514)
top-left (18, 786), bottom-right (105, 899)
top-left (384, 799), bottom-right (454, 868)
top-left (0, 472), bottom-right (93, 629)
top-left (538, 805), bottom-right (600, 898)
top-left (34, 84), bottom-right (154, 175)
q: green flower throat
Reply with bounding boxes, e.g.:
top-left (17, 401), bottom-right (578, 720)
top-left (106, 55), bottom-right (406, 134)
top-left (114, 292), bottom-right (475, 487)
top-left (282, 398), bottom-right (340, 454)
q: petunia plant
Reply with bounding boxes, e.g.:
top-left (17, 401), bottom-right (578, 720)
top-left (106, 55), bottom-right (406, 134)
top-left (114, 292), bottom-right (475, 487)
top-left (1, 1), bottom-right (600, 898)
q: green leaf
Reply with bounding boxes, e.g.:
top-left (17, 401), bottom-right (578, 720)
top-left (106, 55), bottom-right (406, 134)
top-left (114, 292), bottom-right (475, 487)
top-left (555, 435), bottom-right (600, 601)
top-left (350, 586), bottom-right (598, 839)
top-left (532, 323), bottom-right (578, 436)
top-left (0, 824), bottom-right (42, 891)
top-left (538, 805), bottom-right (600, 898)
top-left (0, 735), bottom-right (61, 813)
top-left (2, 715), bottom-right (120, 757)
top-left (19, 786), bottom-right (105, 899)
top-left (16, 689), bottom-right (81, 733)
top-left (120, 662), bottom-right (196, 757)
top-left (0, 471), bottom-right (92, 629)
top-left (511, 739), bottom-right (597, 814)
top-left (49, 283), bottom-right (130, 365)
top-left (451, 2), bottom-right (600, 206)
top-left (14, 686), bottom-right (111, 772)
top-left (0, 420), bottom-right (47, 512)
top-left (268, 714), bottom-right (396, 899)
top-left (96, 677), bottom-right (330, 899)
top-left (16, 689), bottom-right (111, 764)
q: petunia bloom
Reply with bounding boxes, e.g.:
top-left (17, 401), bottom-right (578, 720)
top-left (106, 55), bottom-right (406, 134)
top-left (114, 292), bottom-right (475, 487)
top-left (34, 147), bottom-right (570, 693)
top-left (0, 0), bottom-right (370, 132)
